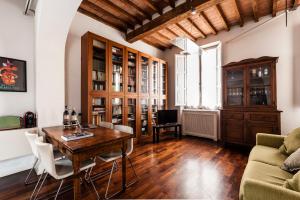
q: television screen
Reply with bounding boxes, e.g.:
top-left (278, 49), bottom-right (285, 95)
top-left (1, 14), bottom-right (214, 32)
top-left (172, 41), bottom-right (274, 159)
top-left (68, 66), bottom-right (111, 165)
top-left (157, 110), bottom-right (178, 125)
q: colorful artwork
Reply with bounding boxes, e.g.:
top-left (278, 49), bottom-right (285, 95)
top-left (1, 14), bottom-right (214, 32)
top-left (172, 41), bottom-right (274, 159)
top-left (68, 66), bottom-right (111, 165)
top-left (0, 57), bottom-right (26, 92)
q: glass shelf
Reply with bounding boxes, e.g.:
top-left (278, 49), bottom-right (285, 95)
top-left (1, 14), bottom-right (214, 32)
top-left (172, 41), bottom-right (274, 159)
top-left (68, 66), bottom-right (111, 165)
top-left (127, 51), bottom-right (137, 93)
top-left (111, 97), bottom-right (123, 124)
top-left (140, 98), bottom-right (149, 135)
top-left (160, 62), bottom-right (167, 96)
top-left (92, 97), bottom-right (106, 125)
top-left (152, 60), bottom-right (159, 95)
top-left (151, 99), bottom-right (158, 126)
top-left (92, 40), bottom-right (106, 91)
top-left (141, 56), bottom-right (149, 94)
top-left (127, 98), bottom-right (136, 137)
top-left (111, 46), bottom-right (123, 92)
top-left (226, 69), bottom-right (244, 106)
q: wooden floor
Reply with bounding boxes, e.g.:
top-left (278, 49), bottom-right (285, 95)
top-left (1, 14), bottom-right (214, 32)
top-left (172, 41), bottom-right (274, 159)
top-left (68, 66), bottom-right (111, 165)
top-left (0, 136), bottom-right (249, 200)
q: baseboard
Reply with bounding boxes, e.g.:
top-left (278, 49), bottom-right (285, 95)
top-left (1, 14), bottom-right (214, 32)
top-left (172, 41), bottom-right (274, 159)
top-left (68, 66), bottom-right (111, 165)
top-left (0, 154), bottom-right (35, 177)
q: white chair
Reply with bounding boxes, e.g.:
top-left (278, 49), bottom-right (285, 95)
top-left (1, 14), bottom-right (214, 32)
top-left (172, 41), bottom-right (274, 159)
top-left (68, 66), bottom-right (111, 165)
top-left (99, 121), bottom-right (114, 129)
top-left (24, 132), bottom-right (64, 185)
top-left (98, 125), bottom-right (139, 199)
top-left (31, 139), bottom-right (100, 200)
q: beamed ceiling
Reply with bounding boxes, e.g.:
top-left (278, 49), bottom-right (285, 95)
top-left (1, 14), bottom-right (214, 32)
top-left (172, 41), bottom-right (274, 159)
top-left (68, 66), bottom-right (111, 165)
top-left (78, 0), bottom-right (300, 50)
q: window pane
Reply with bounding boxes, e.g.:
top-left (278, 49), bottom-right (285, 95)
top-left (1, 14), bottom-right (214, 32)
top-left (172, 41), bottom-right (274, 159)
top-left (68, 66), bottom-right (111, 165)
top-left (186, 54), bottom-right (200, 107)
top-left (175, 54), bottom-right (186, 106)
top-left (201, 47), bottom-right (218, 108)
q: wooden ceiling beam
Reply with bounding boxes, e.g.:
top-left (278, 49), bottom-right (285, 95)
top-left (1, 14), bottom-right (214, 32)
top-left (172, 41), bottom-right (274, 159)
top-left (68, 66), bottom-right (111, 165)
top-left (166, 27), bottom-right (180, 37)
top-left (292, 0), bottom-right (299, 9)
top-left (168, 0), bottom-right (176, 8)
top-left (215, 5), bottom-right (230, 31)
top-left (126, 0), bottom-right (226, 43)
top-left (142, 0), bottom-right (163, 15)
top-left (142, 38), bottom-right (166, 50)
top-left (78, 8), bottom-right (126, 32)
top-left (82, 1), bottom-right (134, 30)
top-left (150, 34), bottom-right (172, 47)
top-left (251, 0), bottom-right (259, 22)
top-left (101, 0), bottom-right (143, 25)
top-left (200, 12), bottom-right (217, 35)
top-left (272, 0), bottom-right (278, 17)
top-left (232, 0), bottom-right (244, 27)
top-left (187, 18), bottom-right (206, 38)
top-left (156, 31), bottom-right (173, 41)
top-left (175, 23), bottom-right (196, 41)
top-left (125, 0), bottom-right (152, 20)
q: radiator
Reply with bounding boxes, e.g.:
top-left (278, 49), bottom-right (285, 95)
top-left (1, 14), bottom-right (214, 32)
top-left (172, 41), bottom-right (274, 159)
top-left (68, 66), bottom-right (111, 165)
top-left (182, 109), bottom-right (218, 141)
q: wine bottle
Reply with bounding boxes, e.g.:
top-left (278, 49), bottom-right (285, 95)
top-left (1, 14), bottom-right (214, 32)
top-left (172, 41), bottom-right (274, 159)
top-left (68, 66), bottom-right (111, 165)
top-left (71, 108), bottom-right (79, 127)
top-left (63, 106), bottom-right (71, 128)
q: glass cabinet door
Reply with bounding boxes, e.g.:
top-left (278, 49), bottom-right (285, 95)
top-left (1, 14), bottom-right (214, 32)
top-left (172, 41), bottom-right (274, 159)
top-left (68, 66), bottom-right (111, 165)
top-left (152, 60), bottom-right (159, 95)
top-left (248, 65), bottom-right (272, 106)
top-left (127, 51), bottom-right (137, 93)
top-left (140, 98), bottom-right (149, 135)
top-left (111, 46), bottom-right (123, 92)
top-left (127, 98), bottom-right (136, 137)
top-left (111, 97), bottom-right (123, 125)
top-left (159, 98), bottom-right (167, 110)
top-left (151, 99), bottom-right (158, 126)
top-left (160, 62), bottom-right (167, 96)
top-left (226, 69), bottom-right (244, 106)
top-left (92, 97), bottom-right (106, 125)
top-left (140, 56), bottom-right (149, 94)
top-left (92, 40), bottom-right (106, 91)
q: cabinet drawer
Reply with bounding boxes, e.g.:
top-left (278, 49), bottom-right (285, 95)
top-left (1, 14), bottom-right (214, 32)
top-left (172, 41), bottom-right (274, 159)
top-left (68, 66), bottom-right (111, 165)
top-left (222, 112), bottom-right (244, 120)
top-left (248, 113), bottom-right (278, 122)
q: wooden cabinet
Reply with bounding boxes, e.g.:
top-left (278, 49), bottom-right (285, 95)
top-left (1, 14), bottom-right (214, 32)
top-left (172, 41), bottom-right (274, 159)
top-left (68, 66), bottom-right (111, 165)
top-left (81, 32), bottom-right (168, 144)
top-left (221, 57), bottom-right (281, 146)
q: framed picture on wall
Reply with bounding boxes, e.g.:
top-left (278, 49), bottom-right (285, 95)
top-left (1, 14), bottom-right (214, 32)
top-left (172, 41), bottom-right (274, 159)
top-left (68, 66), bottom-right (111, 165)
top-left (0, 57), bottom-right (27, 92)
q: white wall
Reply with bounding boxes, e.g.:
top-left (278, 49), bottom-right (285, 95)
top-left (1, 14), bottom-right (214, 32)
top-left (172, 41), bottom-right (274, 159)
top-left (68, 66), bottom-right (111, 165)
top-left (163, 9), bottom-right (300, 134)
top-left (35, 0), bottom-right (82, 127)
top-left (0, 0), bottom-right (35, 116)
top-left (65, 12), bottom-right (164, 112)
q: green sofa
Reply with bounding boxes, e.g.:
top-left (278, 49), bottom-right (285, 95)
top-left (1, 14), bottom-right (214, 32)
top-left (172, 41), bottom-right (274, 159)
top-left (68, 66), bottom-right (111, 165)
top-left (239, 133), bottom-right (300, 200)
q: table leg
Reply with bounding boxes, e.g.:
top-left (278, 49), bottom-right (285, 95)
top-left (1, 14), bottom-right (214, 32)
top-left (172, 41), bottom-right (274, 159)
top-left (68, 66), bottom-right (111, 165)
top-left (73, 155), bottom-right (81, 200)
top-left (175, 126), bottom-right (178, 138)
top-left (152, 127), bottom-right (156, 143)
top-left (121, 140), bottom-right (127, 191)
top-left (179, 125), bottom-right (182, 139)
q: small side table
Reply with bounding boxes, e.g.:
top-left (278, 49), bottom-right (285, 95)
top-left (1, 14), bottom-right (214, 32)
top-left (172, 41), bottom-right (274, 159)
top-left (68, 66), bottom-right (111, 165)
top-left (152, 123), bottom-right (182, 143)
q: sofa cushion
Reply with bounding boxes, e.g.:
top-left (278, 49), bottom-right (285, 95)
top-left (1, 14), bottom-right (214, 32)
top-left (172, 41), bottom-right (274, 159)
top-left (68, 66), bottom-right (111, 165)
top-left (284, 170), bottom-right (300, 192)
top-left (249, 145), bottom-right (287, 167)
top-left (282, 148), bottom-right (300, 172)
top-left (240, 161), bottom-right (293, 199)
top-left (279, 127), bottom-right (300, 155)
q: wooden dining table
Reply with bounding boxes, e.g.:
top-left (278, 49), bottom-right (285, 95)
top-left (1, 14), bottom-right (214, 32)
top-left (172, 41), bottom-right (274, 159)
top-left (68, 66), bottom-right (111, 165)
top-left (42, 126), bottom-right (133, 200)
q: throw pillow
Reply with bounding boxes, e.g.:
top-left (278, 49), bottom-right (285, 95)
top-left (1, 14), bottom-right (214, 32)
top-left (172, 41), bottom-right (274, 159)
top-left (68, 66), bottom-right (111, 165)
top-left (279, 127), bottom-right (300, 155)
top-left (282, 148), bottom-right (300, 172)
top-left (284, 170), bottom-right (300, 192)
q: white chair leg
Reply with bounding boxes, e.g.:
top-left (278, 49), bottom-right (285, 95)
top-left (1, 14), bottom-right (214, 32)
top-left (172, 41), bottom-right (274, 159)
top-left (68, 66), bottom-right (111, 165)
top-left (25, 158), bottom-right (38, 185)
top-left (126, 156), bottom-right (139, 187)
top-left (105, 161), bottom-right (117, 199)
top-left (89, 176), bottom-right (100, 199)
top-left (33, 172), bottom-right (48, 200)
top-left (30, 169), bottom-right (45, 200)
top-left (54, 179), bottom-right (64, 200)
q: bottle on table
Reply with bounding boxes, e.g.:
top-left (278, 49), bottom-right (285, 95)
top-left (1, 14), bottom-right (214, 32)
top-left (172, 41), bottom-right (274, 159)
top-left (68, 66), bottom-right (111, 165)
top-left (63, 106), bottom-right (71, 129)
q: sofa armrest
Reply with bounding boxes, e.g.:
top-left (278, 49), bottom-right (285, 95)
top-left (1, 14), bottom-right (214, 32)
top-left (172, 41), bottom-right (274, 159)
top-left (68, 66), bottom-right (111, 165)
top-left (243, 179), bottom-right (300, 200)
top-left (256, 133), bottom-right (285, 148)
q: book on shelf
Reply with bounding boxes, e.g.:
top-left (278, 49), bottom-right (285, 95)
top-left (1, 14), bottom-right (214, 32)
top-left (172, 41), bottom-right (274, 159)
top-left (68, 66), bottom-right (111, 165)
top-left (61, 132), bottom-right (94, 141)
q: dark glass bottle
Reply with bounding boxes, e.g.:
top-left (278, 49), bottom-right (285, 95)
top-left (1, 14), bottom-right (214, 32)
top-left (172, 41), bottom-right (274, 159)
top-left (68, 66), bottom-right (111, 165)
top-left (63, 106), bottom-right (70, 127)
top-left (71, 108), bottom-right (79, 127)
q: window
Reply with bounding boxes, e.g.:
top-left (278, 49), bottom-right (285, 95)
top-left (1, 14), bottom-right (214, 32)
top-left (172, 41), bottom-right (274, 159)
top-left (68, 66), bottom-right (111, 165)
top-left (175, 41), bottom-right (221, 109)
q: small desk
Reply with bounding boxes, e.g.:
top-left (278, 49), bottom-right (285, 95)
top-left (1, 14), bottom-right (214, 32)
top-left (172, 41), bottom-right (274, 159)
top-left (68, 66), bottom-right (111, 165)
top-left (152, 123), bottom-right (182, 143)
top-left (42, 126), bottom-right (132, 200)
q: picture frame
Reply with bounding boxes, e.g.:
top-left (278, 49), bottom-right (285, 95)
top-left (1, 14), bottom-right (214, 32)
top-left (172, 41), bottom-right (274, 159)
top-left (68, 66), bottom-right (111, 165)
top-left (0, 56), bottom-right (27, 92)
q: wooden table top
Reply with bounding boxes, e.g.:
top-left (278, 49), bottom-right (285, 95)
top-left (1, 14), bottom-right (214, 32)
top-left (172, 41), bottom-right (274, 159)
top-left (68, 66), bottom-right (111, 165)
top-left (42, 126), bottom-right (132, 153)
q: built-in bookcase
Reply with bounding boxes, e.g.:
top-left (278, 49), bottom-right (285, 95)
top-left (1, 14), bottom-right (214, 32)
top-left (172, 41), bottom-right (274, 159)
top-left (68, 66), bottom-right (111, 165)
top-left (81, 32), bottom-right (168, 144)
